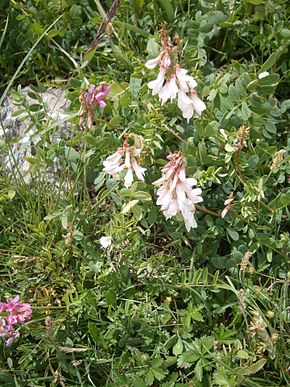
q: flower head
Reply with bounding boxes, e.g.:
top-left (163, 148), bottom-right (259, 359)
top-left (103, 136), bottom-right (146, 188)
top-left (270, 149), bottom-right (285, 171)
top-left (100, 236), bottom-right (112, 248)
top-left (0, 296), bottom-right (32, 347)
top-left (79, 82), bottom-right (110, 128)
top-left (145, 25), bottom-right (206, 122)
top-left (153, 153), bottom-right (203, 231)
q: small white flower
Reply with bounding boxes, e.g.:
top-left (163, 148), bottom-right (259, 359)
top-left (178, 90), bottom-right (206, 122)
top-left (124, 167), bottom-right (134, 188)
top-left (258, 71), bottom-right (269, 79)
top-left (190, 93), bottom-right (206, 116)
top-left (100, 236), bottom-right (112, 248)
top-left (132, 158), bottom-right (146, 181)
top-left (148, 68), bottom-right (165, 96)
top-left (176, 66), bottom-right (197, 92)
top-left (159, 75), bottom-right (179, 105)
top-left (145, 55), bottom-right (161, 69)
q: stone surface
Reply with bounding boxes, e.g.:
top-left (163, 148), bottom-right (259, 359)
top-left (0, 87), bottom-right (72, 184)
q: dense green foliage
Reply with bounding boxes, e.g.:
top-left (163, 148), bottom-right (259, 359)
top-left (0, 0), bottom-right (289, 386)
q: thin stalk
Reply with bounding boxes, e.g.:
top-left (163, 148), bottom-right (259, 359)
top-left (195, 204), bottom-right (220, 217)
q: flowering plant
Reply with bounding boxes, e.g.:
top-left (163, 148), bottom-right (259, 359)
top-left (0, 296), bottom-right (32, 347)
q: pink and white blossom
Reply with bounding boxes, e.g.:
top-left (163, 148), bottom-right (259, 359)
top-left (221, 193), bottom-right (235, 219)
top-left (153, 153), bottom-right (203, 231)
top-left (103, 138), bottom-right (146, 188)
top-left (145, 47), bottom-right (206, 121)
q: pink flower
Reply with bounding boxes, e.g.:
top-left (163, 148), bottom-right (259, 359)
top-left (79, 82), bottom-right (110, 128)
top-left (153, 153), bottom-right (203, 231)
top-left (103, 137), bottom-right (146, 188)
top-left (161, 52), bottom-right (171, 69)
top-left (0, 296), bottom-right (32, 347)
top-left (221, 194), bottom-right (235, 218)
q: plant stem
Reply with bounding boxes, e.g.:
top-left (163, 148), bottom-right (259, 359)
top-left (196, 204), bottom-right (220, 217)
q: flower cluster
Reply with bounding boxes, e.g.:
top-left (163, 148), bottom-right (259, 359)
top-left (0, 295), bottom-right (32, 347)
top-left (153, 152), bottom-right (203, 231)
top-left (145, 26), bottom-right (206, 121)
top-left (103, 136), bottom-right (146, 188)
top-left (79, 82), bottom-right (110, 128)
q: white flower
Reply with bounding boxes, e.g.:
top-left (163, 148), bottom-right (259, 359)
top-left (100, 236), bottom-right (112, 248)
top-left (103, 141), bottom-right (146, 188)
top-left (190, 93), bottom-right (206, 116)
top-left (175, 66), bottom-right (197, 92)
top-left (258, 71), bottom-right (269, 79)
top-left (102, 148), bottom-right (125, 179)
top-left (148, 68), bottom-right (165, 96)
top-left (153, 153), bottom-right (203, 231)
top-left (159, 75), bottom-right (179, 105)
top-left (178, 90), bottom-right (206, 122)
top-left (219, 128), bottom-right (228, 140)
top-left (145, 55), bottom-right (161, 69)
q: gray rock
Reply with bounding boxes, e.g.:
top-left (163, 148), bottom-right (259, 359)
top-left (0, 86), bottom-right (73, 185)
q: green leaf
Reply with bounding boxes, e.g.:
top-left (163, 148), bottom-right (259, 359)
top-left (65, 146), bottom-right (80, 162)
top-left (260, 52), bottom-right (276, 72)
top-left (173, 338), bottom-right (183, 356)
top-left (227, 229), bottom-right (239, 241)
top-left (151, 367), bottom-right (166, 381)
top-left (7, 190), bottom-right (16, 200)
top-left (234, 359), bottom-right (267, 376)
top-left (236, 350), bottom-right (250, 359)
top-left (206, 11), bottom-right (227, 25)
top-left (240, 101), bottom-right (252, 120)
top-left (257, 73), bottom-right (280, 94)
top-left (132, 376), bottom-right (147, 387)
top-left (84, 48), bottom-right (97, 63)
top-left (105, 289), bottom-right (117, 305)
top-left (122, 200), bottom-right (139, 214)
top-left (88, 322), bottom-right (99, 343)
top-left (147, 38), bottom-right (160, 57)
top-left (158, 0), bottom-right (174, 21)
top-left (130, 77), bottom-right (142, 97)
top-left (134, 191), bottom-right (152, 201)
top-left (132, 204), bottom-right (143, 221)
top-left (269, 191), bottom-right (290, 210)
